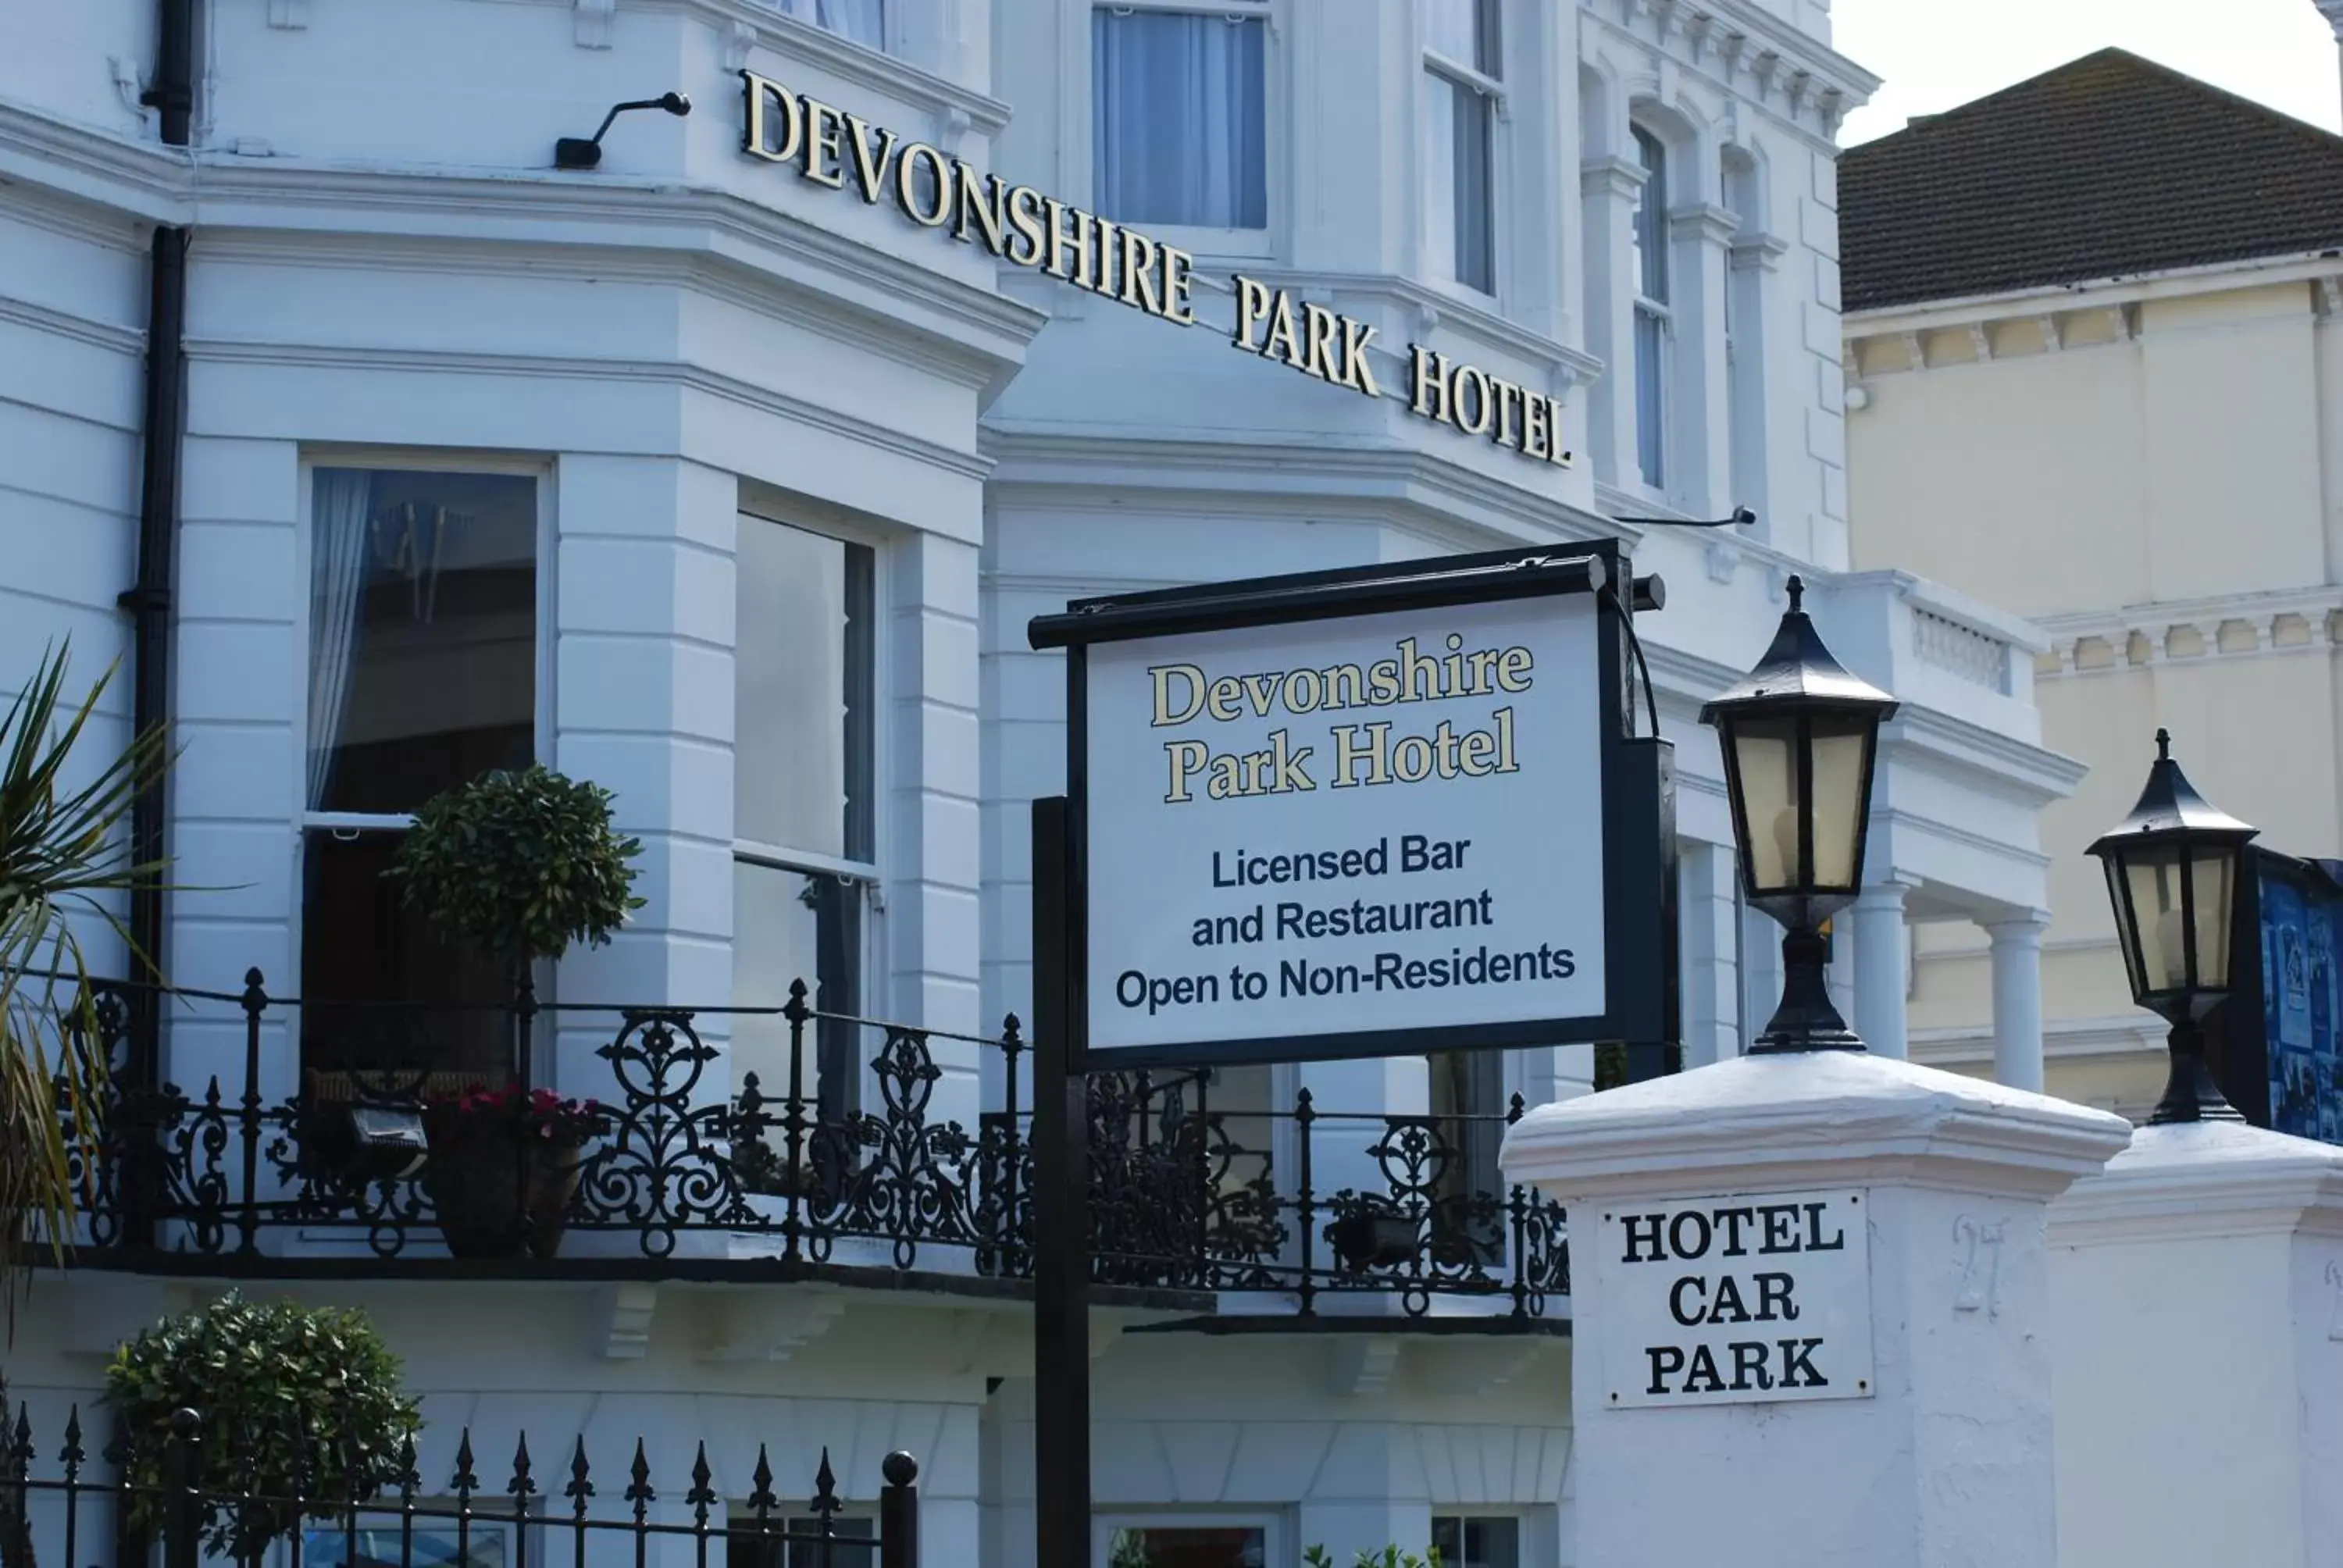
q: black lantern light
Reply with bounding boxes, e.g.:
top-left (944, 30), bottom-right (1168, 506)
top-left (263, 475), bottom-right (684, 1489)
top-left (1700, 576), bottom-right (1899, 1053)
top-left (2086, 729), bottom-right (2257, 1123)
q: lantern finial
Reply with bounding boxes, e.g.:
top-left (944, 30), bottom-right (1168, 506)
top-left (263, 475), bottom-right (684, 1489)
top-left (1786, 574), bottom-right (1804, 613)
top-left (2156, 727), bottom-right (2170, 761)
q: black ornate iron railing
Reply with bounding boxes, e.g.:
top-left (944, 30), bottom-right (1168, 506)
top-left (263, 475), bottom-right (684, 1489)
top-left (56, 975), bottom-right (1568, 1318)
top-left (0, 1402), bottom-right (918, 1568)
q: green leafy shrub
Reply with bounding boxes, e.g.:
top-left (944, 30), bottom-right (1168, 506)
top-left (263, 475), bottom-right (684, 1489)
top-left (103, 1292), bottom-right (422, 1562)
top-left (1304, 1547), bottom-right (1443, 1568)
top-left (388, 765), bottom-right (643, 971)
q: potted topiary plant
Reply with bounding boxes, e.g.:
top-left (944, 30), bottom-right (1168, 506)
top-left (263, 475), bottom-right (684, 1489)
top-left (388, 764), bottom-right (642, 1257)
top-left (104, 1292), bottom-right (421, 1565)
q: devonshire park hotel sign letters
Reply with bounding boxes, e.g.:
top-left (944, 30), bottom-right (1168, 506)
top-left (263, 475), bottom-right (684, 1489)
top-left (740, 71), bottom-right (1575, 467)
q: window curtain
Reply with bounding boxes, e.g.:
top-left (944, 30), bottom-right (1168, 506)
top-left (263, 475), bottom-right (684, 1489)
top-left (306, 469), bottom-right (375, 811)
top-left (1093, 9), bottom-right (1268, 229)
top-left (816, 0), bottom-right (883, 48)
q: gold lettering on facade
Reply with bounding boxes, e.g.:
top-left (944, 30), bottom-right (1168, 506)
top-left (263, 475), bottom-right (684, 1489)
top-left (842, 115), bottom-right (897, 204)
top-left (895, 142), bottom-right (952, 226)
top-left (1044, 198), bottom-right (1082, 281)
top-left (801, 98), bottom-right (847, 189)
top-left (954, 164), bottom-right (1010, 255)
top-left (1119, 229), bottom-right (1164, 316)
top-left (1233, 276), bottom-right (1273, 351)
top-left (1451, 365), bottom-right (1492, 436)
top-left (1091, 216), bottom-right (1123, 300)
top-left (1161, 247), bottom-right (1197, 324)
top-left (1302, 303), bottom-right (1341, 386)
top-left (1522, 391), bottom-right (1551, 460)
top-left (1410, 345), bottom-right (1450, 421)
top-left (1006, 185), bottom-right (1047, 267)
top-left (1260, 290), bottom-right (1305, 369)
top-left (740, 72), bottom-right (802, 163)
top-left (1489, 376), bottom-right (1522, 447)
top-left (735, 72), bottom-right (1574, 469)
top-left (1339, 315), bottom-right (1382, 397)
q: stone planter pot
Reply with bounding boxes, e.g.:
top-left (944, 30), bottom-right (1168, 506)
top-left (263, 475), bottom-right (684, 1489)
top-left (420, 1126), bottom-right (587, 1259)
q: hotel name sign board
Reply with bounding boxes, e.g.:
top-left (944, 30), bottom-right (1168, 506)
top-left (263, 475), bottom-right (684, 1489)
top-left (740, 71), bottom-right (1574, 467)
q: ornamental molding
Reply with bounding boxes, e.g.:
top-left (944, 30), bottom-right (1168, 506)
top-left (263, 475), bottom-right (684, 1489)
top-left (1846, 253), bottom-right (2343, 344)
top-left (1582, 0), bottom-right (1879, 148)
top-left (2034, 585), bottom-right (2343, 680)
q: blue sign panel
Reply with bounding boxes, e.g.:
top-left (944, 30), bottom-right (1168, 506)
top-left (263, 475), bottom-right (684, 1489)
top-left (2259, 870), bottom-right (2343, 1144)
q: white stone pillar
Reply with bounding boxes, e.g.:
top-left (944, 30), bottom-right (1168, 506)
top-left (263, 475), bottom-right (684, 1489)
top-left (1502, 1052), bottom-right (2128, 1566)
top-left (1580, 156), bottom-right (1646, 490)
top-left (1671, 201), bottom-right (1740, 520)
top-left (1985, 912), bottom-right (2050, 1093)
top-left (1676, 840), bottom-right (1741, 1067)
top-left (1851, 882), bottom-right (1913, 1060)
top-left (2049, 1121), bottom-right (2343, 1568)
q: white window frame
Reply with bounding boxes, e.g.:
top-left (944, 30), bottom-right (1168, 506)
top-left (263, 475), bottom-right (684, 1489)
top-left (291, 1502), bottom-right (523, 1568)
top-left (731, 504), bottom-right (889, 1097)
top-left (724, 1503), bottom-right (881, 1568)
top-left (1628, 123), bottom-right (1672, 497)
top-left (772, 0), bottom-right (895, 56)
top-left (1421, 0), bottom-right (1504, 299)
top-left (1093, 1511), bottom-right (1283, 1568)
top-left (1084, 0), bottom-right (1282, 261)
top-left (1431, 1509), bottom-right (1535, 1568)
top-left (288, 450), bottom-right (558, 1021)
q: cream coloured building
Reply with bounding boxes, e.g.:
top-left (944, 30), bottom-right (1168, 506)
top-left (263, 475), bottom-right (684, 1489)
top-left (1839, 46), bottom-right (2343, 1117)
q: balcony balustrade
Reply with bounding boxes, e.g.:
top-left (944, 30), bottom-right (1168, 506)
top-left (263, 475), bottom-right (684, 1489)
top-left (53, 975), bottom-right (1569, 1323)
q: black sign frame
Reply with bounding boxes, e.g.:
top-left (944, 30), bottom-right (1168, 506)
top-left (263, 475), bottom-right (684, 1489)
top-left (1025, 536), bottom-right (1673, 1072)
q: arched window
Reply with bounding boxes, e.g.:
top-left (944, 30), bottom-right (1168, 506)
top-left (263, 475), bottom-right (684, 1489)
top-left (1630, 125), bottom-right (1670, 490)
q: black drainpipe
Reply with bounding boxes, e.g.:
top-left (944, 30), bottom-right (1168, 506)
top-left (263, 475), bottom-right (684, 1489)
top-left (122, 0), bottom-right (194, 1092)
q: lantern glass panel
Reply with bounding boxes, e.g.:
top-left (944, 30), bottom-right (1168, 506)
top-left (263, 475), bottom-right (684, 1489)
top-left (2122, 845), bottom-right (2190, 996)
top-left (2189, 846), bottom-right (2236, 990)
top-left (2101, 855), bottom-right (2148, 1001)
top-left (1728, 715), bottom-right (1799, 893)
top-left (1808, 715), bottom-right (1874, 892)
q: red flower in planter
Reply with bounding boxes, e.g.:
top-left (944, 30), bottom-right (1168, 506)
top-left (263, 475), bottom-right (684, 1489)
top-left (429, 1082), bottom-right (611, 1146)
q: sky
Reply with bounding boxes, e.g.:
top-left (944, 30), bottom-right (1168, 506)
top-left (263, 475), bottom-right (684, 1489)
top-left (1832, 0), bottom-right (2341, 146)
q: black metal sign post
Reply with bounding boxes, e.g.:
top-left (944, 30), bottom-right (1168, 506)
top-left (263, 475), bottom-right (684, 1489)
top-left (1030, 793), bottom-right (1090, 1568)
top-left (1026, 539), bottom-right (1678, 1568)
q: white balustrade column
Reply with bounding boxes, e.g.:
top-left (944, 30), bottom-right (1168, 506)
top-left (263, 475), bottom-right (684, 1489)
top-left (1502, 1053), bottom-right (2130, 1566)
top-left (1851, 882), bottom-right (1913, 1060)
top-left (2051, 1124), bottom-right (2343, 1568)
top-left (1985, 912), bottom-right (2051, 1093)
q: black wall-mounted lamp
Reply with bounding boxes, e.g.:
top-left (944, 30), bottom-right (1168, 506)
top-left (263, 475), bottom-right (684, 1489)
top-left (555, 91), bottom-right (691, 169)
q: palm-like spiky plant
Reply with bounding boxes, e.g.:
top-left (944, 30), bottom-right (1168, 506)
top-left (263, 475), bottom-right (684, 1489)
top-left (0, 643), bottom-right (169, 1299)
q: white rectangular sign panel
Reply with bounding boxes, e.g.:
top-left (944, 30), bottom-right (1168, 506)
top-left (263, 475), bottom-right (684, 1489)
top-left (1595, 1188), bottom-right (1875, 1409)
top-left (1082, 593), bottom-right (1607, 1057)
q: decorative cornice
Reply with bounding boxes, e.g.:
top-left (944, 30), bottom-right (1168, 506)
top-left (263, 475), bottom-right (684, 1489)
top-left (1580, 155), bottom-right (1648, 201)
top-left (188, 225), bottom-right (1017, 388)
top-left (1729, 232), bottom-right (1788, 273)
top-left (1846, 251), bottom-right (2343, 337)
top-left (1582, 0), bottom-right (1881, 149)
top-left (2035, 584), bottom-right (2343, 681)
top-left (980, 430), bottom-right (1623, 553)
top-left (187, 335), bottom-right (997, 482)
top-left (0, 293), bottom-right (145, 359)
top-left (1668, 200), bottom-right (1740, 248)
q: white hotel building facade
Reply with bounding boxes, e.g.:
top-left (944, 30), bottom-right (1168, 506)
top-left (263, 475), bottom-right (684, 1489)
top-left (0, 2), bottom-right (2075, 1566)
